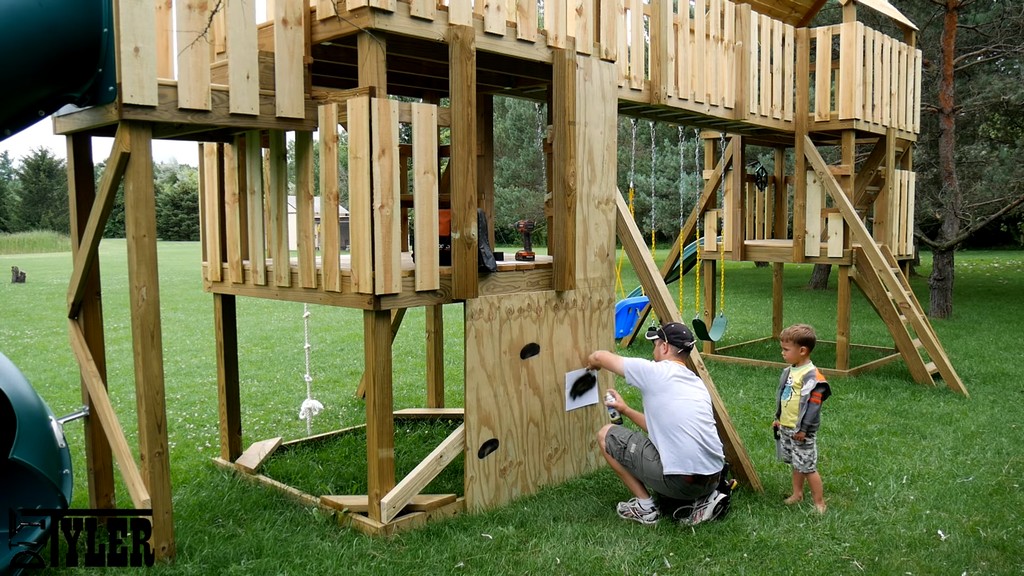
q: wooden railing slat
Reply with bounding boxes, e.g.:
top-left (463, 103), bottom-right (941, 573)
top-left (348, 96), bottom-right (374, 295)
top-left (245, 131), bottom-right (267, 286)
top-left (227, 0), bottom-right (260, 115)
top-left (412, 103), bottom-right (441, 292)
top-left (319, 104), bottom-right (343, 293)
top-left (176, 0), bottom-right (212, 110)
top-left (274, 0), bottom-right (306, 119)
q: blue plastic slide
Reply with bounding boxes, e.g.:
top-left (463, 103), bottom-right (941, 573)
top-left (615, 238), bottom-right (705, 338)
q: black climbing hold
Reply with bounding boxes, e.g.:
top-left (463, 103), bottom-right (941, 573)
top-left (477, 438), bottom-right (500, 459)
top-left (520, 342), bottom-right (540, 360)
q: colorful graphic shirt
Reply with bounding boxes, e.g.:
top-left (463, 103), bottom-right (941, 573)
top-left (779, 362), bottom-right (815, 428)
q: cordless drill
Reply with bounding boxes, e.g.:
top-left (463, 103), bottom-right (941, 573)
top-left (513, 219), bottom-right (536, 261)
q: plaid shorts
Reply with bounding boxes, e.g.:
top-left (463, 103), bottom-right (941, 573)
top-left (777, 426), bottom-right (818, 474)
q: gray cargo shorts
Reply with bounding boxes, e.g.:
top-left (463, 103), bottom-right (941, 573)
top-left (604, 425), bottom-right (718, 501)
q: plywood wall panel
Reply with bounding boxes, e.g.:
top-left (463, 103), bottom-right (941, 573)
top-left (465, 290), bottom-right (610, 512)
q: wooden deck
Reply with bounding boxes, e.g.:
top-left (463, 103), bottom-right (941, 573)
top-left (54, 0), bottom-right (921, 145)
top-left (204, 254), bottom-right (554, 309)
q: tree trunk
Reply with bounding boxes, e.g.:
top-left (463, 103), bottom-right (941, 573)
top-left (929, 1), bottom-right (963, 319)
top-left (806, 264), bottom-right (831, 290)
top-left (929, 247), bottom-right (955, 318)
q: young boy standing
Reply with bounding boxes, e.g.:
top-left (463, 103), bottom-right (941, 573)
top-left (773, 324), bottom-right (831, 513)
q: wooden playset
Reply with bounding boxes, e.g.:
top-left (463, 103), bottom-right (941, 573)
top-left (34, 0), bottom-right (967, 560)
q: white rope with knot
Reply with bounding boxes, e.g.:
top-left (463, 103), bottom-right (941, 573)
top-left (297, 304), bottom-right (322, 434)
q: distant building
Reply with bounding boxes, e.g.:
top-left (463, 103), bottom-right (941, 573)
top-left (287, 196), bottom-right (350, 252)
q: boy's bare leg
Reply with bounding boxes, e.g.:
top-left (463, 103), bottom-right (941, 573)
top-left (784, 470), bottom-right (804, 504)
top-left (806, 471), bottom-right (826, 512)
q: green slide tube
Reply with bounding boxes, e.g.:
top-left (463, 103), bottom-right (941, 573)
top-left (0, 0), bottom-right (116, 140)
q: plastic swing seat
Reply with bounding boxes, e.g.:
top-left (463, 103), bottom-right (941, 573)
top-left (614, 296), bottom-right (651, 339)
top-left (692, 313), bottom-right (728, 342)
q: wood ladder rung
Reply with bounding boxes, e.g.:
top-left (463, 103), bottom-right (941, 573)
top-left (911, 338), bottom-right (923, 348)
top-left (924, 361), bottom-right (939, 376)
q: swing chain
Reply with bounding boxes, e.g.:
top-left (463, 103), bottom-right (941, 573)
top-left (649, 121), bottom-right (657, 256)
top-left (628, 118), bottom-right (638, 192)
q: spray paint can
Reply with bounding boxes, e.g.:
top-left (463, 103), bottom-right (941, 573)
top-left (605, 391), bottom-right (623, 425)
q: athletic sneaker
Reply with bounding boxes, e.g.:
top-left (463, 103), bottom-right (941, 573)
top-left (676, 490), bottom-right (727, 526)
top-left (616, 498), bottom-right (660, 525)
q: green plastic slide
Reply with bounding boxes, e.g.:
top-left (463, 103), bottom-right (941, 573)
top-left (0, 0), bottom-right (116, 140)
top-left (1, 352), bottom-right (74, 574)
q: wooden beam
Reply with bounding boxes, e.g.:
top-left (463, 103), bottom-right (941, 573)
top-left (66, 134), bottom-right (115, 510)
top-left (477, 94), bottom-right (496, 247)
top-left (425, 305), bottom-right (445, 408)
top-left (551, 44), bottom-right (578, 291)
top-left (356, 308), bottom-right (406, 398)
top-left (235, 437), bottom-right (283, 474)
top-left (836, 265), bottom-right (851, 370)
top-left (792, 28), bottom-right (810, 261)
top-left (364, 310), bottom-right (396, 522)
top-left (616, 193), bottom-right (762, 492)
top-left (67, 127), bottom-right (131, 319)
top-left (380, 424), bottom-right (465, 523)
top-left (123, 122), bottom-right (175, 560)
top-left (215, 294), bottom-right (242, 461)
top-left (450, 25), bottom-right (479, 299)
top-left (69, 321), bottom-right (151, 509)
top-left (772, 262), bottom-right (784, 337)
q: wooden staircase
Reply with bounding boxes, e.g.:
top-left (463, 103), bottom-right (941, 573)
top-left (804, 138), bottom-right (968, 397)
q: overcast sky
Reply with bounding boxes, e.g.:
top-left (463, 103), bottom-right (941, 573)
top-left (0, 116), bottom-right (199, 166)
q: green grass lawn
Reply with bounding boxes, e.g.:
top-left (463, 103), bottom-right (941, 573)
top-left (1, 241), bottom-right (1023, 575)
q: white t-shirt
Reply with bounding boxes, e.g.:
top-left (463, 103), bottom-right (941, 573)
top-left (622, 357), bottom-right (725, 475)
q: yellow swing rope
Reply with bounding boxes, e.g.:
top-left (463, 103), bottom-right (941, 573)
top-left (694, 219), bottom-right (702, 318)
top-left (648, 120), bottom-right (657, 269)
top-left (614, 119), bottom-right (640, 300)
top-left (677, 126), bottom-right (686, 317)
top-left (693, 129), bottom-right (703, 320)
top-left (719, 228), bottom-right (726, 316)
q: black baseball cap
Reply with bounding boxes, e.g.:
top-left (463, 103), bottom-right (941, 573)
top-left (645, 322), bottom-right (695, 352)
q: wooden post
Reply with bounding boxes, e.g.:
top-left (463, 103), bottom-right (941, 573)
top-left (477, 94), bottom-right (496, 248)
top-left (364, 309), bottom-right (395, 522)
top-left (426, 305), bottom-right (445, 408)
top-left (773, 148), bottom-right (788, 239)
top-left (356, 309), bottom-right (405, 399)
top-left (215, 294), bottom-right (242, 461)
top-left (450, 25), bottom-right (479, 299)
top-left (122, 122), bottom-right (174, 560)
top-left (735, 4), bottom-right (751, 119)
top-left (772, 262), bottom-right (784, 339)
top-left (650, 0), bottom-right (672, 104)
top-left (67, 133), bottom-right (116, 511)
top-left (792, 28), bottom-right (810, 262)
top-left (728, 135), bottom-right (744, 260)
top-left (836, 265), bottom-right (851, 370)
top-left (551, 43), bottom-right (578, 292)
